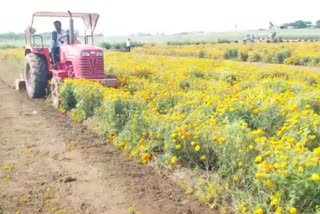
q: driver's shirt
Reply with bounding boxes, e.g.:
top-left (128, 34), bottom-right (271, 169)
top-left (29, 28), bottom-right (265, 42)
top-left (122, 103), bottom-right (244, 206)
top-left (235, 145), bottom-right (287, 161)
top-left (52, 29), bottom-right (66, 47)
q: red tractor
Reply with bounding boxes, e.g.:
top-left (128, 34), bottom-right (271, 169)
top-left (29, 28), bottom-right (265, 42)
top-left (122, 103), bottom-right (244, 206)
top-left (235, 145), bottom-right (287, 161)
top-left (24, 11), bottom-right (117, 107)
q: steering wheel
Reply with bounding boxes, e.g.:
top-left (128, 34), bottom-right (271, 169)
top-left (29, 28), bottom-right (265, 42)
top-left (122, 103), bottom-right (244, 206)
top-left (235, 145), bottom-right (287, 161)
top-left (58, 35), bottom-right (69, 44)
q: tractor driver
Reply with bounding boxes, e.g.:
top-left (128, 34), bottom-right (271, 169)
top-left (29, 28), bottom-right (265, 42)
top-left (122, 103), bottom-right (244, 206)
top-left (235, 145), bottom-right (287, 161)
top-left (51, 21), bottom-right (66, 65)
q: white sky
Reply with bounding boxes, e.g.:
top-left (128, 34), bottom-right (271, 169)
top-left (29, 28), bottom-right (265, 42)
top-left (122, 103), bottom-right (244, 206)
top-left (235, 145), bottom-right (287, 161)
top-left (1, 0), bottom-right (320, 35)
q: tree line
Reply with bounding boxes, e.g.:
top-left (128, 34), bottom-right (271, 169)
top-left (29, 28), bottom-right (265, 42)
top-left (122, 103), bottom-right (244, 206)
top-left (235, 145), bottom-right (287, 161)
top-left (280, 20), bottom-right (320, 29)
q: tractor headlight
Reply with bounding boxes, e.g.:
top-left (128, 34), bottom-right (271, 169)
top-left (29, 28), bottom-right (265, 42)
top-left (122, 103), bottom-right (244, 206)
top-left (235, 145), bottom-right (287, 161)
top-left (96, 52), bottom-right (103, 57)
top-left (81, 51), bottom-right (90, 57)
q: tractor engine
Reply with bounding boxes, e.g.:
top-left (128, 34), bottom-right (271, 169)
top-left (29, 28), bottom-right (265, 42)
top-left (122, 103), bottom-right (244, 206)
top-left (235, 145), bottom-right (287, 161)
top-left (78, 50), bottom-right (104, 79)
top-left (60, 47), bottom-right (105, 79)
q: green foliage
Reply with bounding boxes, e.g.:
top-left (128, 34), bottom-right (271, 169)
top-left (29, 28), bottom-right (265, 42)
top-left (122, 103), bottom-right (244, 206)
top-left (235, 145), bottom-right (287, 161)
top-left (283, 20), bottom-right (313, 29)
top-left (223, 49), bottom-right (239, 59)
top-left (248, 53), bottom-right (262, 62)
top-left (198, 50), bottom-right (207, 58)
top-left (59, 83), bottom-right (76, 110)
top-left (100, 42), bottom-right (112, 49)
top-left (190, 71), bottom-right (204, 79)
top-left (239, 49), bottom-right (249, 61)
top-left (272, 49), bottom-right (292, 64)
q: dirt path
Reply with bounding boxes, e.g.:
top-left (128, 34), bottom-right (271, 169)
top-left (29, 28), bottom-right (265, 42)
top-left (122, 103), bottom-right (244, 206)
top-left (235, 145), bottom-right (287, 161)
top-left (0, 79), bottom-right (213, 214)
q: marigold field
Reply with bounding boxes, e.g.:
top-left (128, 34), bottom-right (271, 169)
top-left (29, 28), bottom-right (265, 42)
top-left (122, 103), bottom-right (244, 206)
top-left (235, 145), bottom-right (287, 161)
top-left (135, 42), bottom-right (320, 66)
top-left (1, 47), bottom-right (320, 214)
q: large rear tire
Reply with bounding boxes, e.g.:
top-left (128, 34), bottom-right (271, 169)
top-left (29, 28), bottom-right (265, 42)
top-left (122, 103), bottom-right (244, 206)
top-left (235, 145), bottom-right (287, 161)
top-left (25, 53), bottom-right (48, 98)
top-left (51, 77), bottom-right (63, 109)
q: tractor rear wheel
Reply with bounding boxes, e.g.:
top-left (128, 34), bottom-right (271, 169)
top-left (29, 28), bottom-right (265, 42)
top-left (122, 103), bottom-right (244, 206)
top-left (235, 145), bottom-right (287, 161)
top-left (25, 53), bottom-right (48, 98)
top-left (51, 77), bottom-right (63, 109)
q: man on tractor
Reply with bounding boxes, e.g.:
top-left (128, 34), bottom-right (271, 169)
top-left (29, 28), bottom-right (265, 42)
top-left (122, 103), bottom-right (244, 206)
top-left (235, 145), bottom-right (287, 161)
top-left (51, 21), bottom-right (66, 65)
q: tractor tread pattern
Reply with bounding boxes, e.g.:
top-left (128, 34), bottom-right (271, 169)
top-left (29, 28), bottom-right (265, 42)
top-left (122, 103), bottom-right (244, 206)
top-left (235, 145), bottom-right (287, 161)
top-left (25, 53), bottom-right (48, 98)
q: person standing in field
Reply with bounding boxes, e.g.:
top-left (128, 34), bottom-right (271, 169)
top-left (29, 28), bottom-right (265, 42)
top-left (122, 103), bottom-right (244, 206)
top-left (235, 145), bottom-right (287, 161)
top-left (126, 38), bottom-right (131, 52)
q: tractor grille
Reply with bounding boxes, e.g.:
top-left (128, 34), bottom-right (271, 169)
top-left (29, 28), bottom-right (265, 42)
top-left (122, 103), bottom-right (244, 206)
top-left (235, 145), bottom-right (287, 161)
top-left (79, 57), bottom-right (104, 77)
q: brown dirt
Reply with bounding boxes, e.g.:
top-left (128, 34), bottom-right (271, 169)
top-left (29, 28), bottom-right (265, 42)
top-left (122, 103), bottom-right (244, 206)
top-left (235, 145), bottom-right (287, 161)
top-left (0, 72), bottom-right (214, 214)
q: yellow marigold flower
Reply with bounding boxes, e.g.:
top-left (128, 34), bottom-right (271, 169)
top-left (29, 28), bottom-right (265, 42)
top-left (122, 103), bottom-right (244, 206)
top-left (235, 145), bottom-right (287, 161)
top-left (274, 163), bottom-right (280, 169)
top-left (255, 156), bottom-right (263, 163)
top-left (171, 156), bottom-right (178, 164)
top-left (238, 149), bottom-right (243, 153)
top-left (272, 198), bottom-right (279, 206)
top-left (241, 122), bottom-right (248, 127)
top-left (131, 125), bottom-right (136, 131)
top-left (195, 145), bottom-right (201, 152)
top-left (176, 144), bottom-right (182, 150)
top-left (171, 133), bottom-right (176, 138)
top-left (267, 179), bottom-right (273, 187)
top-left (185, 189), bottom-right (194, 195)
top-left (265, 151), bottom-right (272, 156)
top-left (256, 173), bottom-right (267, 179)
top-left (157, 134), bottom-right (162, 139)
top-left (233, 176), bottom-right (239, 181)
top-left (242, 207), bottom-right (248, 212)
top-left (314, 147), bottom-right (320, 156)
top-left (208, 193), bottom-right (215, 199)
top-left (201, 155), bottom-right (207, 161)
top-left (164, 144), bottom-right (169, 149)
top-left (305, 104), bottom-right (311, 109)
top-left (275, 207), bottom-right (283, 214)
top-left (305, 162), bottom-right (311, 167)
top-left (191, 141), bottom-right (196, 146)
top-left (289, 208), bottom-right (297, 214)
top-left (253, 109), bottom-right (260, 115)
top-left (312, 174), bottom-right (320, 182)
top-left (239, 161), bottom-right (243, 168)
top-left (254, 208), bottom-right (264, 214)
top-left (298, 166), bottom-right (304, 172)
top-left (310, 135), bottom-right (317, 140)
top-left (249, 145), bottom-right (254, 150)
top-left (219, 137), bottom-right (226, 143)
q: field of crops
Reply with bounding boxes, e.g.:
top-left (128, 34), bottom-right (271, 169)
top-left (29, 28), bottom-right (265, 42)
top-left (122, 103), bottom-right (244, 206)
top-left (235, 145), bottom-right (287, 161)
top-left (135, 42), bottom-right (320, 67)
top-left (1, 48), bottom-right (320, 214)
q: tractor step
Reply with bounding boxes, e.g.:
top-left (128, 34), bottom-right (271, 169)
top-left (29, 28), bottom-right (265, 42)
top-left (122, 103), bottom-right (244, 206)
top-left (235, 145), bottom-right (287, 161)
top-left (15, 79), bottom-right (26, 91)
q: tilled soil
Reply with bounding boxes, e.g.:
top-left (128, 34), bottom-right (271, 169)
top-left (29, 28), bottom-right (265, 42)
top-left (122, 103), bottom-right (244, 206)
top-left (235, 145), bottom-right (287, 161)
top-left (0, 74), bottom-right (214, 214)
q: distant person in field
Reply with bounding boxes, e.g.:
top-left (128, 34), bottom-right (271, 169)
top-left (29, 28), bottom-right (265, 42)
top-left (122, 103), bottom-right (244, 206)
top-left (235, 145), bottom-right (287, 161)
top-left (126, 38), bottom-right (131, 52)
top-left (51, 21), bottom-right (66, 64)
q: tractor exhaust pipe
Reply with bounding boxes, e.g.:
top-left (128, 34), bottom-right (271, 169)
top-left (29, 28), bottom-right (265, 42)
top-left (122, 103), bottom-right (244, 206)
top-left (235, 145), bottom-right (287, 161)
top-left (67, 11), bottom-right (75, 45)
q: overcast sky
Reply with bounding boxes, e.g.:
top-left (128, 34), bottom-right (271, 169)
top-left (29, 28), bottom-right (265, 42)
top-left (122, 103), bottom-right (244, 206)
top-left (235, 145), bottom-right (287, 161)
top-left (1, 0), bottom-right (320, 35)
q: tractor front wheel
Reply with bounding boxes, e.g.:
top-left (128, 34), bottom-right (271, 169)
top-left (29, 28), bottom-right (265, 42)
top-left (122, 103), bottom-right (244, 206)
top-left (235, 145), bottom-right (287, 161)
top-left (51, 77), bottom-right (63, 109)
top-left (25, 53), bottom-right (48, 98)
